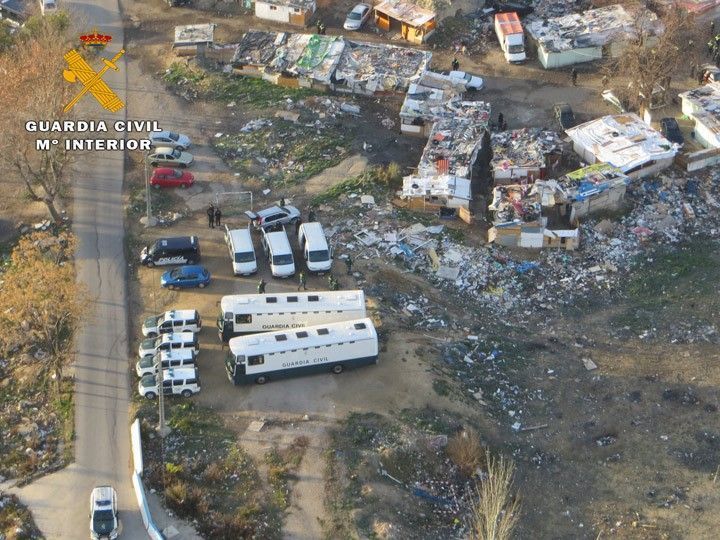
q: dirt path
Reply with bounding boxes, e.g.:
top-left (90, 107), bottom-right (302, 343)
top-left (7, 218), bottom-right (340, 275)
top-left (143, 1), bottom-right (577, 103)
top-left (304, 154), bottom-right (369, 195)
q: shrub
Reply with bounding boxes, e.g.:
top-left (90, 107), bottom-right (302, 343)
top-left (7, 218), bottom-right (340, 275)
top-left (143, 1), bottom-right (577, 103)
top-left (203, 461), bottom-right (225, 483)
top-left (469, 455), bottom-right (519, 540)
top-left (447, 429), bottom-right (486, 477)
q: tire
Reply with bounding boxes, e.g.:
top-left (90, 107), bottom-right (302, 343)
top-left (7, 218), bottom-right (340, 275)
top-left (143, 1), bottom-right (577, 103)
top-left (332, 364), bottom-right (344, 374)
top-left (198, 282), bottom-right (206, 289)
top-left (146, 261), bottom-right (155, 268)
top-left (153, 184), bottom-right (160, 190)
top-left (145, 392), bottom-right (157, 400)
top-left (181, 183), bottom-right (189, 189)
top-left (181, 389), bottom-right (193, 398)
top-left (150, 162), bottom-right (158, 167)
top-left (255, 375), bottom-right (267, 385)
top-left (146, 332), bottom-right (157, 338)
top-left (179, 163), bottom-right (187, 168)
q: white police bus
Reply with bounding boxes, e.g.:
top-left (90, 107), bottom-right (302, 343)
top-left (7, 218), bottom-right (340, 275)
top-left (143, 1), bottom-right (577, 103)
top-left (225, 318), bottom-right (378, 385)
top-left (217, 290), bottom-right (367, 342)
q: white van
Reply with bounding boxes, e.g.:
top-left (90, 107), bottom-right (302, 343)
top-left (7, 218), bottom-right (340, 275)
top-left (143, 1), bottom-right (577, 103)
top-left (142, 309), bottom-right (201, 337)
top-left (138, 332), bottom-right (199, 359)
top-left (224, 225), bottom-right (257, 276)
top-left (135, 349), bottom-right (196, 377)
top-left (297, 222), bottom-right (332, 274)
top-left (138, 366), bottom-right (200, 399)
top-left (261, 227), bottom-right (295, 278)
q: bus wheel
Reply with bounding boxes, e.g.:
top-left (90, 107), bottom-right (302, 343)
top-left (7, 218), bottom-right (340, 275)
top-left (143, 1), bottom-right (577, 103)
top-left (255, 376), bottom-right (267, 384)
top-left (332, 364), bottom-right (344, 374)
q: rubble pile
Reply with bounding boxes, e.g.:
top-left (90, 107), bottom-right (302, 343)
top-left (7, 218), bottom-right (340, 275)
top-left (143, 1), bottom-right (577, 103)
top-left (329, 168), bottom-right (720, 323)
top-left (530, 0), bottom-right (590, 19)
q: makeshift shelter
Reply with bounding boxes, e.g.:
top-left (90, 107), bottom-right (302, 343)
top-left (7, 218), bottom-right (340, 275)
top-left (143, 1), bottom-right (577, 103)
top-left (679, 82), bottom-right (720, 149)
top-left (399, 83), bottom-right (458, 137)
top-left (402, 175), bottom-right (471, 210)
top-left (255, 0), bottom-right (316, 27)
top-left (526, 5), bottom-right (658, 69)
top-left (491, 128), bottom-right (563, 184)
top-left (373, 0), bottom-right (436, 44)
top-left (565, 114), bottom-right (678, 179)
top-left (173, 24), bottom-right (216, 56)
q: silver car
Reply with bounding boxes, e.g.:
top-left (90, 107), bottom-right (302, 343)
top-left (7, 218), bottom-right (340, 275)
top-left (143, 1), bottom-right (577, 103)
top-left (343, 3), bottom-right (372, 30)
top-left (148, 130), bottom-right (192, 150)
top-left (245, 205), bottom-right (301, 230)
top-left (148, 146), bottom-right (194, 168)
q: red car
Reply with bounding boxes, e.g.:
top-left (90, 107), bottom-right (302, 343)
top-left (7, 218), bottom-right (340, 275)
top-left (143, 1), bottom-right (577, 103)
top-left (150, 168), bottom-right (194, 189)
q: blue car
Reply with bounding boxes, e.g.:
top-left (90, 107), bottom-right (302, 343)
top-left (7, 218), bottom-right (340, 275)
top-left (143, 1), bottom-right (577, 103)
top-left (161, 265), bottom-right (211, 290)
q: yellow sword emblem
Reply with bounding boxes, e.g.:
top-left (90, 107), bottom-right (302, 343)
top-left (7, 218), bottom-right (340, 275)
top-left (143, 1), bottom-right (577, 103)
top-left (63, 49), bottom-right (125, 113)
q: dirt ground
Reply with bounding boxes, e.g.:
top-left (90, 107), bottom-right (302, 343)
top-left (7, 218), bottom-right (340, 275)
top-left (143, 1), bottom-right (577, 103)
top-left (116, 1), bottom-right (720, 539)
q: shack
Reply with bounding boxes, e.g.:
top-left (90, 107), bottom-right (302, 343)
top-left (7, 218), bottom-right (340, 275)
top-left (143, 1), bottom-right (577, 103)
top-left (373, 0), bottom-right (436, 44)
top-left (678, 82), bottom-right (720, 149)
top-left (399, 83), bottom-right (457, 137)
top-left (255, 0), bottom-right (316, 27)
top-left (491, 128), bottom-right (563, 184)
top-left (526, 5), bottom-right (658, 69)
top-left (488, 182), bottom-right (580, 250)
top-left (565, 113), bottom-right (677, 179)
top-left (401, 175), bottom-right (471, 210)
top-left (173, 24), bottom-right (216, 57)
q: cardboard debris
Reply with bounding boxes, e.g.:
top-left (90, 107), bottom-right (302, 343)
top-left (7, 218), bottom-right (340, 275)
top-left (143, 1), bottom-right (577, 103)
top-left (360, 195), bottom-right (376, 206)
top-left (582, 358), bottom-right (598, 371)
top-left (248, 420), bottom-right (266, 432)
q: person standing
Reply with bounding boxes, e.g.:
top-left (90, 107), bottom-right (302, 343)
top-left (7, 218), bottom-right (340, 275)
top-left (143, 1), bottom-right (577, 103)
top-left (497, 112), bottom-right (504, 131)
top-left (207, 203), bottom-right (215, 228)
top-left (328, 274), bottom-right (339, 291)
top-left (257, 279), bottom-right (266, 294)
top-left (571, 67), bottom-right (578, 86)
top-left (297, 271), bottom-right (307, 291)
top-left (451, 57), bottom-right (460, 71)
top-left (308, 209), bottom-right (316, 222)
top-left (295, 218), bottom-right (302, 236)
top-left (601, 74), bottom-right (609, 88)
top-left (280, 197), bottom-right (285, 207)
top-left (214, 206), bottom-right (222, 227)
top-left (345, 256), bottom-right (353, 275)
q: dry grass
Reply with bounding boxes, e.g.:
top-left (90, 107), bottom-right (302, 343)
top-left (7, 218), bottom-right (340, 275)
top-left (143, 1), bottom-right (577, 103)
top-left (469, 455), bottom-right (520, 540)
top-left (446, 429), bottom-right (486, 477)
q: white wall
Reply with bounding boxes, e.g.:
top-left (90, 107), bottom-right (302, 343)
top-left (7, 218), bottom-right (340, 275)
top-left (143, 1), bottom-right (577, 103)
top-left (255, 2), bottom-right (291, 23)
top-left (538, 45), bottom-right (602, 69)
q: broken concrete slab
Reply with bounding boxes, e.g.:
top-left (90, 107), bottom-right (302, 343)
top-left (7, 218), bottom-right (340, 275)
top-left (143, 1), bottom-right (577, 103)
top-left (582, 358), bottom-right (598, 371)
top-left (436, 266), bottom-right (460, 280)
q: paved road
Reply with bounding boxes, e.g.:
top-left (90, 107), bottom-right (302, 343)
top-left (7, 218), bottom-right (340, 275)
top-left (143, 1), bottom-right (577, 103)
top-left (16, 2), bottom-right (147, 538)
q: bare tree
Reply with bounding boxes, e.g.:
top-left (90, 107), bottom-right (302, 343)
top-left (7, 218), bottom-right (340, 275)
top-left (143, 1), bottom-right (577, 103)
top-left (0, 14), bottom-right (76, 223)
top-left (0, 231), bottom-right (86, 392)
top-left (605, 6), bottom-right (696, 114)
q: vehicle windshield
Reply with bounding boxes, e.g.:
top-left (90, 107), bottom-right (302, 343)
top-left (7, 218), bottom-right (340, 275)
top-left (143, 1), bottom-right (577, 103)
top-left (169, 132), bottom-right (180, 141)
top-left (235, 251), bottom-right (255, 263)
top-left (92, 510), bottom-right (115, 533)
top-left (141, 337), bottom-right (157, 349)
top-left (273, 254), bottom-right (293, 266)
top-left (348, 11), bottom-right (361, 20)
top-left (463, 73), bottom-right (472, 81)
top-left (172, 170), bottom-right (182, 178)
top-left (171, 148), bottom-right (182, 158)
top-left (509, 44), bottom-right (524, 53)
top-left (141, 374), bottom-right (157, 387)
top-left (147, 243), bottom-right (157, 254)
top-left (308, 250), bottom-right (329, 262)
top-left (144, 315), bottom-right (159, 327)
top-left (170, 268), bottom-right (184, 279)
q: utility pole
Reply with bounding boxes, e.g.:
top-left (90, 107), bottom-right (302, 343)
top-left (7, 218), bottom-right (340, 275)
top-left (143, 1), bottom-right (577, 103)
top-left (157, 365), bottom-right (169, 437)
top-left (143, 155), bottom-right (157, 227)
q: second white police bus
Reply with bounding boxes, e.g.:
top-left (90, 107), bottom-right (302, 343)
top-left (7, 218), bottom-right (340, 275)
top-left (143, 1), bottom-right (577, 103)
top-left (217, 290), bottom-right (367, 341)
top-left (225, 318), bottom-right (378, 385)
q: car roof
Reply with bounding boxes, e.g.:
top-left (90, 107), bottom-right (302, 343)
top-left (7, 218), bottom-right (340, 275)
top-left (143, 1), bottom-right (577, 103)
top-left (152, 146), bottom-right (177, 153)
top-left (91, 486), bottom-right (116, 507)
top-left (154, 236), bottom-right (198, 248)
top-left (174, 265), bottom-right (206, 273)
top-left (257, 206), bottom-right (285, 217)
top-left (352, 3), bottom-right (369, 11)
top-left (163, 366), bottom-right (198, 379)
top-left (162, 309), bottom-right (198, 319)
top-left (153, 167), bottom-right (180, 175)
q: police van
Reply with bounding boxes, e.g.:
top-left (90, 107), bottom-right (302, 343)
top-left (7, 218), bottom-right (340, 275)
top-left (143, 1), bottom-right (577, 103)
top-left (217, 290), bottom-right (367, 341)
top-left (135, 349), bottom-right (196, 377)
top-left (142, 309), bottom-right (201, 337)
top-left (138, 366), bottom-right (200, 399)
top-left (224, 225), bottom-right (257, 276)
top-left (297, 222), bottom-right (332, 274)
top-left (225, 318), bottom-right (378, 385)
top-left (140, 236), bottom-right (200, 267)
top-left (261, 227), bottom-right (295, 278)
top-left (138, 332), bottom-right (199, 359)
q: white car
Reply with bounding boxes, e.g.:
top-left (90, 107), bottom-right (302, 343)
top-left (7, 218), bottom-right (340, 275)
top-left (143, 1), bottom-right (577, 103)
top-left (442, 70), bottom-right (484, 91)
top-left (148, 146), bottom-right (194, 168)
top-left (89, 486), bottom-right (118, 540)
top-left (343, 3), bottom-right (371, 31)
top-left (148, 130), bottom-right (191, 150)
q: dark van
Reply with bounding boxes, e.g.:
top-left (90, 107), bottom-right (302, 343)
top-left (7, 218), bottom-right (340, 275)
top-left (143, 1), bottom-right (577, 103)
top-left (140, 236), bottom-right (200, 267)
